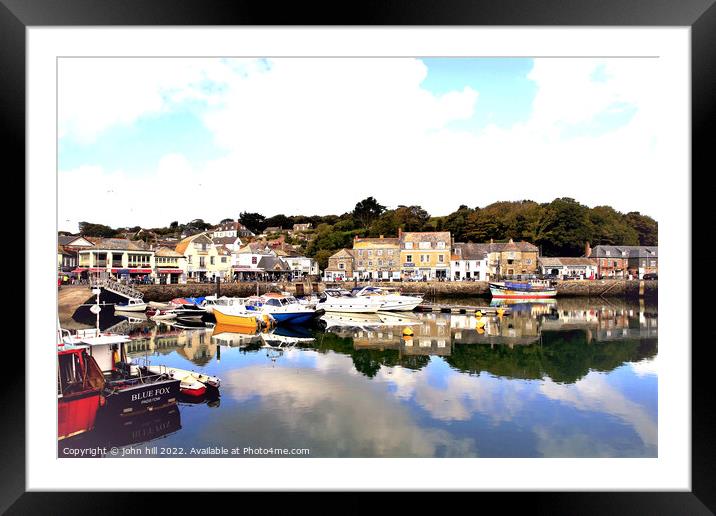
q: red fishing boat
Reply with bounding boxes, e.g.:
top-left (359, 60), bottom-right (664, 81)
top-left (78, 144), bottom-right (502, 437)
top-left (57, 335), bottom-right (106, 440)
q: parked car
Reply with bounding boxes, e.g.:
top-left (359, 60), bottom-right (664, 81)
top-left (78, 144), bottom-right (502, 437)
top-left (643, 273), bottom-right (658, 280)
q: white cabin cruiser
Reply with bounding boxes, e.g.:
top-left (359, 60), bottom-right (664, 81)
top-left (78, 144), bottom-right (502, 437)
top-left (315, 288), bottom-right (385, 313)
top-left (350, 286), bottom-right (423, 311)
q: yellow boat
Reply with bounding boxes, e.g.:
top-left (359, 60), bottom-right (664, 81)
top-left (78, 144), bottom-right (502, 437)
top-left (212, 306), bottom-right (273, 331)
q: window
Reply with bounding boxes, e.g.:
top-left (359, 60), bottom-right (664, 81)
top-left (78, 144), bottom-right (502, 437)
top-left (339, 263), bottom-right (345, 269)
top-left (419, 241), bottom-right (431, 249)
top-left (388, 260), bottom-right (394, 266)
top-left (358, 260), bottom-right (363, 266)
top-left (200, 257), bottom-right (205, 267)
top-left (368, 250), bottom-right (372, 256)
top-left (188, 256), bottom-right (192, 264)
top-left (378, 259), bottom-right (383, 266)
top-left (525, 259), bottom-right (532, 265)
top-left (437, 242), bottom-right (445, 249)
top-left (406, 255), bottom-right (413, 263)
top-left (387, 250), bottom-right (393, 255)
top-left (368, 261), bottom-right (373, 266)
top-left (438, 255), bottom-right (444, 263)
top-left (377, 250), bottom-right (382, 256)
top-left (251, 256), bottom-right (257, 264)
top-left (221, 257), bottom-right (227, 263)
top-left (507, 259), bottom-right (514, 265)
top-left (210, 256), bottom-right (215, 265)
top-left (405, 242), bottom-right (413, 249)
top-left (357, 250), bottom-right (363, 256)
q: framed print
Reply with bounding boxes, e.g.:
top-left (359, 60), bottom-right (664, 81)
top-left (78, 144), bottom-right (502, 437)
top-left (5, 0), bottom-right (713, 512)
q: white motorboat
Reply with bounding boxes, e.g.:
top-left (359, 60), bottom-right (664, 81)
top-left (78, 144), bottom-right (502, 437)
top-left (252, 293), bottom-right (324, 325)
top-left (114, 297), bottom-right (148, 312)
top-left (315, 288), bottom-right (385, 313)
top-left (351, 286), bottom-right (423, 311)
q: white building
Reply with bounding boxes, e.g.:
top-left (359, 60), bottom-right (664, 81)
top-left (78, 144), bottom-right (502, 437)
top-left (450, 243), bottom-right (489, 281)
top-left (540, 257), bottom-right (598, 279)
top-left (284, 256), bottom-right (320, 279)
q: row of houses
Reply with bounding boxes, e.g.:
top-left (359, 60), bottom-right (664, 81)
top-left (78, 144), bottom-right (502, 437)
top-left (58, 221), bottom-right (319, 284)
top-left (324, 231), bottom-right (658, 281)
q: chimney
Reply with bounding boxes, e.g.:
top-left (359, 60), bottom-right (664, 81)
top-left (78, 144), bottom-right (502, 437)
top-left (380, 235), bottom-right (384, 239)
top-left (398, 227), bottom-right (403, 238)
top-left (509, 238), bottom-right (514, 244)
top-left (585, 241), bottom-right (592, 258)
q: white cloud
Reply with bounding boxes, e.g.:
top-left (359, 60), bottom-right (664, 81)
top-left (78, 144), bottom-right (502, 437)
top-left (58, 57), bottom-right (662, 231)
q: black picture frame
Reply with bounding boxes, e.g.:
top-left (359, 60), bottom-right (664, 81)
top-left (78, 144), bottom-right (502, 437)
top-left (5, 0), bottom-right (712, 512)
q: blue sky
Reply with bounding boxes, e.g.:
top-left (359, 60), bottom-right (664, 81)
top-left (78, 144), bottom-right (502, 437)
top-left (58, 56), bottom-right (657, 231)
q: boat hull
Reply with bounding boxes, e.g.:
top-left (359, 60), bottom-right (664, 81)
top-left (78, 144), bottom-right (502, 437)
top-left (102, 378), bottom-right (181, 417)
top-left (213, 307), bottom-right (263, 330)
top-left (58, 391), bottom-right (103, 440)
top-left (114, 303), bottom-right (148, 312)
top-left (270, 311), bottom-right (317, 325)
top-left (489, 283), bottom-right (557, 299)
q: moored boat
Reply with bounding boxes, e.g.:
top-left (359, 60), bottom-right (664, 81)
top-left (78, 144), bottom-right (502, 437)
top-left (115, 297), bottom-right (148, 312)
top-left (316, 288), bottom-right (385, 313)
top-left (57, 331), bottom-right (106, 440)
top-left (212, 305), bottom-right (274, 331)
top-left (145, 365), bottom-right (220, 398)
top-left (351, 286), bottom-right (423, 311)
top-left (251, 293), bottom-right (324, 325)
top-left (60, 328), bottom-right (181, 418)
top-left (489, 281), bottom-right (557, 299)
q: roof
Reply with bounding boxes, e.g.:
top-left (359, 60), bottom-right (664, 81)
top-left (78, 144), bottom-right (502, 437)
top-left (329, 248), bottom-right (354, 259)
top-left (400, 231), bottom-right (451, 244)
top-left (216, 245), bottom-right (232, 256)
top-left (540, 257), bottom-right (597, 267)
top-left (212, 236), bottom-right (241, 245)
top-left (155, 246), bottom-right (183, 258)
top-left (58, 235), bottom-right (93, 246)
top-left (175, 232), bottom-right (211, 255)
top-left (257, 256), bottom-right (290, 271)
top-left (452, 242), bottom-right (490, 260)
top-left (354, 237), bottom-right (400, 248)
top-left (212, 221), bottom-right (239, 232)
top-left (480, 239), bottom-right (538, 253)
top-left (83, 237), bottom-right (147, 251)
top-left (590, 245), bottom-right (658, 258)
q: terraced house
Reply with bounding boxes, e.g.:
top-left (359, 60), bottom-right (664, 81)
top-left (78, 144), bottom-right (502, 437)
top-left (484, 239), bottom-right (539, 279)
top-left (585, 244), bottom-right (657, 279)
top-left (399, 230), bottom-right (451, 280)
top-left (154, 247), bottom-right (187, 284)
top-left (324, 248), bottom-right (355, 281)
top-left (176, 232), bottom-right (232, 282)
top-left (353, 235), bottom-right (401, 281)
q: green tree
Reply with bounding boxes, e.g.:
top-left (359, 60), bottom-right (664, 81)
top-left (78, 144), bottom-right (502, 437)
top-left (624, 212), bottom-right (658, 246)
top-left (78, 221), bottom-right (118, 238)
top-left (352, 197), bottom-right (386, 229)
top-left (239, 212), bottom-right (266, 234)
top-left (534, 198), bottom-right (593, 256)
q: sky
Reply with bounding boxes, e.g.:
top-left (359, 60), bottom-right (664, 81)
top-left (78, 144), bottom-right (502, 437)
top-left (58, 57), bottom-right (660, 232)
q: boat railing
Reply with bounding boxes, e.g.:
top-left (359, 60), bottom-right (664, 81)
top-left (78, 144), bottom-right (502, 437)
top-left (91, 277), bottom-right (144, 301)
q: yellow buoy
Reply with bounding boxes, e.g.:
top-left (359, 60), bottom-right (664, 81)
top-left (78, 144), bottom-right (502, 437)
top-left (476, 310), bottom-right (482, 318)
top-left (402, 327), bottom-right (414, 337)
top-left (497, 308), bottom-right (505, 317)
top-left (476, 319), bottom-right (486, 329)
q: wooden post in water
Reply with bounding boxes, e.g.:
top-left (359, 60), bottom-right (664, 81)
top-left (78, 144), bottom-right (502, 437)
top-left (215, 276), bottom-right (221, 297)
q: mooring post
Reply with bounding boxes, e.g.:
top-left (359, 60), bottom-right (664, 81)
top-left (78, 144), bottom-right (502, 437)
top-left (215, 276), bottom-right (221, 297)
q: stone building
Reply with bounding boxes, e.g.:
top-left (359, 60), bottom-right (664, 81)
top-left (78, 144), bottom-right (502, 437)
top-left (324, 248), bottom-right (355, 281)
top-left (353, 235), bottom-right (401, 281)
top-left (484, 239), bottom-right (539, 279)
top-left (586, 243), bottom-right (657, 279)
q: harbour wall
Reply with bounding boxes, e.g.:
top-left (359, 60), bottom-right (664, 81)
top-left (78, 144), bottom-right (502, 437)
top-left (131, 279), bottom-right (657, 301)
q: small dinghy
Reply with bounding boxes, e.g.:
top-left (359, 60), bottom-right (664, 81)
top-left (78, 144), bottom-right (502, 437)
top-left (145, 365), bottom-right (220, 397)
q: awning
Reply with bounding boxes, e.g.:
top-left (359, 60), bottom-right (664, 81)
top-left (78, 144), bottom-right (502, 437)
top-left (73, 267), bottom-right (106, 272)
top-left (128, 268), bottom-right (152, 273)
top-left (233, 267), bottom-right (264, 272)
top-left (157, 269), bottom-right (183, 274)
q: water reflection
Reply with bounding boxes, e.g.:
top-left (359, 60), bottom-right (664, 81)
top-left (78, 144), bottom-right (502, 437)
top-left (81, 298), bottom-right (656, 457)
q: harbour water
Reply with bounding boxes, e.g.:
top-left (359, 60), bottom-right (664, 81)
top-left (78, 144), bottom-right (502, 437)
top-left (60, 297), bottom-right (657, 458)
